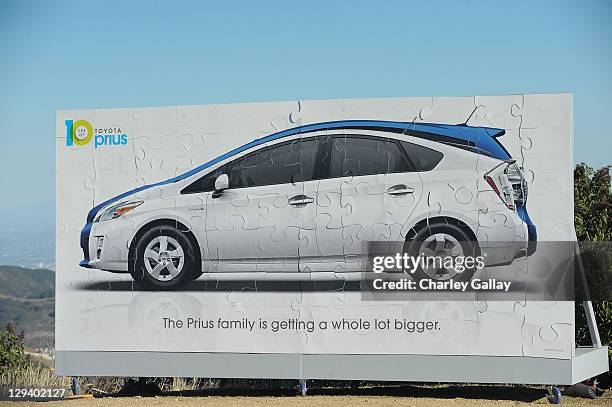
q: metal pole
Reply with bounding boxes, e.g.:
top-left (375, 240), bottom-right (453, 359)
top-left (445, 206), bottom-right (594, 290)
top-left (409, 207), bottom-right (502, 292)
top-left (575, 242), bottom-right (602, 347)
top-left (299, 379), bottom-right (307, 396)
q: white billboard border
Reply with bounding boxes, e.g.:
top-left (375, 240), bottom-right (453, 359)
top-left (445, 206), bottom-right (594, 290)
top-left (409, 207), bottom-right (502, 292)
top-left (55, 349), bottom-right (607, 385)
top-left (54, 94), bottom-right (608, 385)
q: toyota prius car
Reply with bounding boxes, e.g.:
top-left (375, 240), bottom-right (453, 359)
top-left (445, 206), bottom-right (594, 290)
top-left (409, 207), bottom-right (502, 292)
top-left (79, 120), bottom-right (537, 290)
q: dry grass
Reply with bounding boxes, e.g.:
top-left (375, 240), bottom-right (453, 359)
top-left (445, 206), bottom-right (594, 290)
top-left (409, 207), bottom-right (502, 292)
top-left (0, 361), bottom-right (69, 389)
top-left (79, 376), bottom-right (126, 394)
top-left (169, 377), bottom-right (219, 392)
top-left (0, 363), bottom-right (221, 396)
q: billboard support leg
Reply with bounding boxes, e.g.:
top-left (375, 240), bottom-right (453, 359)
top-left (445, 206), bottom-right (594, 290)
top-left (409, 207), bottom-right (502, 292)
top-left (299, 379), bottom-right (307, 396)
top-left (575, 242), bottom-right (602, 347)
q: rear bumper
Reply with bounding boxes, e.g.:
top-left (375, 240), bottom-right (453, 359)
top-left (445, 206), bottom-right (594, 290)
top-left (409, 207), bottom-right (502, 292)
top-left (476, 208), bottom-right (529, 266)
top-left (517, 204), bottom-right (537, 255)
top-left (526, 224), bottom-right (537, 255)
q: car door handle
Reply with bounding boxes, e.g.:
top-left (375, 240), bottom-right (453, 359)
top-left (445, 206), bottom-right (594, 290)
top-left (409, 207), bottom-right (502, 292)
top-left (288, 195), bottom-right (315, 206)
top-left (387, 184), bottom-right (414, 196)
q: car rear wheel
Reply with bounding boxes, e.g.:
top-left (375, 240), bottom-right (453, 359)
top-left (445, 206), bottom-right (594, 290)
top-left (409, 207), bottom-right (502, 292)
top-left (131, 225), bottom-right (199, 290)
top-left (403, 222), bottom-right (480, 283)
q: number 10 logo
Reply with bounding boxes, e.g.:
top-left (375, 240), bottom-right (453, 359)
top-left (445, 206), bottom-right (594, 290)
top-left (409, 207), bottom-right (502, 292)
top-left (65, 119), bottom-right (94, 146)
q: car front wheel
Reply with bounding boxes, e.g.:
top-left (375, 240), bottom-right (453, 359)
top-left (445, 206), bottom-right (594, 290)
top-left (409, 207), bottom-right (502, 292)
top-left (130, 225), bottom-right (199, 290)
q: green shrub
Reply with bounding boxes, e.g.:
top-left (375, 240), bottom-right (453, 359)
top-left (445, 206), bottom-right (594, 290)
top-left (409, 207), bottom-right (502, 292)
top-left (574, 163), bottom-right (612, 379)
top-left (0, 322), bottom-right (28, 374)
top-left (575, 163), bottom-right (611, 241)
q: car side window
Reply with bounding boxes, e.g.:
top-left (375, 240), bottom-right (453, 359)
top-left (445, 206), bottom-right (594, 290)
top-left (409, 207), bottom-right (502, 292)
top-left (181, 138), bottom-right (323, 194)
top-left (180, 165), bottom-right (227, 194)
top-left (400, 141), bottom-right (443, 171)
top-left (329, 136), bottom-right (411, 178)
top-left (228, 138), bottom-right (319, 188)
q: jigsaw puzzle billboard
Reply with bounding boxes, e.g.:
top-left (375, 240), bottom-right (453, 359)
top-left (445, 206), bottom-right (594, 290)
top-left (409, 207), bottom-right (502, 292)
top-left (56, 94), bottom-right (574, 364)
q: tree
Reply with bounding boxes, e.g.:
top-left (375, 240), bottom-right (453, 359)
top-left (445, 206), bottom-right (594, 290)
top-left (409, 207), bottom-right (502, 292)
top-left (0, 323), bottom-right (28, 374)
top-left (574, 163), bottom-right (612, 380)
top-left (575, 163), bottom-right (611, 241)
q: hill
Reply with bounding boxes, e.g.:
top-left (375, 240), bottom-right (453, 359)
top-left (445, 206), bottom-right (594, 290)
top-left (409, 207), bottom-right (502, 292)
top-left (0, 265), bottom-right (54, 350)
top-left (0, 265), bottom-right (54, 298)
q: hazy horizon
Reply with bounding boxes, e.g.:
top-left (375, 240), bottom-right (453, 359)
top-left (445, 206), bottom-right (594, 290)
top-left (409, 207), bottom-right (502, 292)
top-left (1, 0), bottom-right (611, 269)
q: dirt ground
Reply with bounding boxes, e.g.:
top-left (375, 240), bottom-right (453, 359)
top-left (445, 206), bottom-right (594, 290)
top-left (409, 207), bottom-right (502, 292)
top-left (2, 385), bottom-right (612, 406)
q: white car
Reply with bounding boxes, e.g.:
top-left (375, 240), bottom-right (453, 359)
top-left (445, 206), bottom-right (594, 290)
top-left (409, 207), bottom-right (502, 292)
top-left (79, 120), bottom-right (536, 290)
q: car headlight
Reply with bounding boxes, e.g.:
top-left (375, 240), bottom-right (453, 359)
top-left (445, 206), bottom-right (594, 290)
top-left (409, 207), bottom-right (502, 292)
top-left (95, 201), bottom-right (143, 222)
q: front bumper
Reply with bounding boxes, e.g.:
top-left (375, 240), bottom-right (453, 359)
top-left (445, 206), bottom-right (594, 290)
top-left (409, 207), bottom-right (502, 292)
top-left (79, 217), bottom-right (133, 272)
top-left (80, 221), bottom-right (93, 264)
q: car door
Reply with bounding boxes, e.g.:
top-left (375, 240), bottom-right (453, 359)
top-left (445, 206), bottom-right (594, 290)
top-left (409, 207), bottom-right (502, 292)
top-left (205, 137), bottom-right (322, 273)
top-left (300, 134), bottom-right (423, 272)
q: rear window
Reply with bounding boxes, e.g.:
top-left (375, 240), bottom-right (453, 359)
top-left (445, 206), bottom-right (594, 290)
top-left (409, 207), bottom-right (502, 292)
top-left (330, 136), bottom-right (412, 177)
top-left (404, 130), bottom-right (510, 160)
top-left (400, 142), bottom-right (443, 171)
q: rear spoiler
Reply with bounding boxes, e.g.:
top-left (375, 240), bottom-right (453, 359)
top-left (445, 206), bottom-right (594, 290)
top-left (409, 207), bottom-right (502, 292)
top-left (458, 108), bottom-right (505, 138)
top-left (484, 127), bottom-right (505, 138)
top-left (456, 123), bottom-right (505, 138)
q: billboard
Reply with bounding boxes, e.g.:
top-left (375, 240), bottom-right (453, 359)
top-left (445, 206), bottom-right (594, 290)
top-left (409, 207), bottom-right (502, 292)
top-left (55, 94), bottom-right (605, 382)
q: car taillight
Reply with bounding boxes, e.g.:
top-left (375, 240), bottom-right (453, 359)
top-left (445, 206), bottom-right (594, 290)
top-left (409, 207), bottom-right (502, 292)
top-left (506, 163), bottom-right (528, 205)
top-left (484, 172), bottom-right (516, 211)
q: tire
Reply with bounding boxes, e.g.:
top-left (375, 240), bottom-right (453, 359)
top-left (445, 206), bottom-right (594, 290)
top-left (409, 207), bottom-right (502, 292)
top-left (130, 225), bottom-right (200, 290)
top-left (403, 222), bottom-right (480, 283)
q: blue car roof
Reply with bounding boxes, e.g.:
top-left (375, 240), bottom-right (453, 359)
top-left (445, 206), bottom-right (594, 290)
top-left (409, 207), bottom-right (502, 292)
top-left (172, 120), bottom-right (508, 180)
top-left (86, 120), bottom-right (509, 222)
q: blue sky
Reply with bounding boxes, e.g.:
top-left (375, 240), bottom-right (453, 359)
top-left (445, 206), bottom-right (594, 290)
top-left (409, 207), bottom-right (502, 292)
top-left (0, 0), bottom-right (611, 213)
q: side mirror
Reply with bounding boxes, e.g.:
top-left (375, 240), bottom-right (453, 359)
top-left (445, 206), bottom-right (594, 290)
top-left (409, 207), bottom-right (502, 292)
top-left (212, 174), bottom-right (229, 198)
